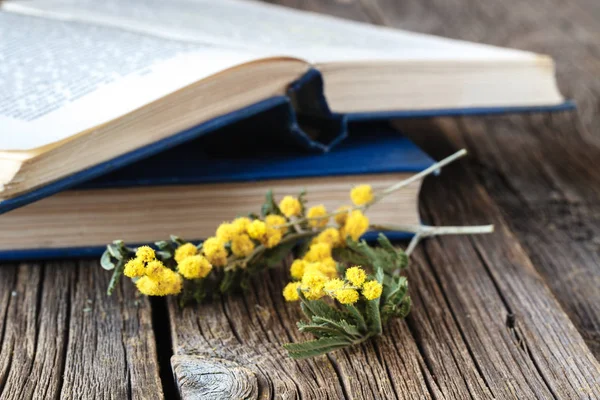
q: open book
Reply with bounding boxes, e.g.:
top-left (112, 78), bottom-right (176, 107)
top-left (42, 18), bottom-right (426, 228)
top-left (0, 0), bottom-right (565, 203)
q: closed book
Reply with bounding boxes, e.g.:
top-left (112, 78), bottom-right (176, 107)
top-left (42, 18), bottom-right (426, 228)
top-left (0, 119), bottom-right (434, 260)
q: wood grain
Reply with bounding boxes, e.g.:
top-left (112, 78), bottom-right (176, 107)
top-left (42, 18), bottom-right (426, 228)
top-left (167, 266), bottom-right (438, 399)
top-left (2, 0), bottom-right (600, 398)
top-left (399, 113), bottom-right (600, 358)
top-left (0, 262), bottom-right (163, 400)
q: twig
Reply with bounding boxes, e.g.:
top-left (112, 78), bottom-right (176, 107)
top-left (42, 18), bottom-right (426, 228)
top-left (276, 149), bottom-right (468, 228)
top-left (371, 223), bottom-right (495, 256)
top-left (380, 149), bottom-right (467, 197)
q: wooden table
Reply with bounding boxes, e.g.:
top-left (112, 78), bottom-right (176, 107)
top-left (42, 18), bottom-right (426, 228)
top-left (2, 1), bottom-right (600, 399)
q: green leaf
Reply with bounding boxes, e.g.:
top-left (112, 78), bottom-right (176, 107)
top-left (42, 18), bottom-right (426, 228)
top-left (284, 337), bottom-right (351, 359)
top-left (193, 279), bottom-right (207, 304)
top-left (156, 250), bottom-right (173, 261)
top-left (345, 235), bottom-right (407, 275)
top-left (297, 321), bottom-right (343, 338)
top-left (219, 270), bottom-right (238, 293)
top-left (312, 316), bottom-right (362, 339)
top-left (106, 243), bottom-right (123, 259)
top-left (332, 247), bottom-right (370, 266)
top-left (155, 240), bottom-right (171, 250)
top-left (298, 188), bottom-right (308, 215)
top-left (261, 189), bottom-right (282, 217)
top-left (300, 301), bottom-right (315, 320)
top-left (107, 258), bottom-right (126, 296)
top-left (170, 235), bottom-right (186, 246)
top-left (344, 304), bottom-right (368, 332)
top-left (377, 234), bottom-right (408, 271)
top-left (365, 299), bottom-right (382, 335)
top-left (295, 239), bottom-right (311, 260)
top-left (100, 250), bottom-right (115, 270)
top-left (262, 240), bottom-right (296, 268)
top-left (299, 294), bottom-right (349, 322)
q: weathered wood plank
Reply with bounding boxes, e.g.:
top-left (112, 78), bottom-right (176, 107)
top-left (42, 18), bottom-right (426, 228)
top-left (0, 264), bottom-right (70, 400)
top-left (452, 114), bottom-right (600, 357)
top-left (412, 132), bottom-right (600, 397)
top-left (60, 261), bottom-right (163, 400)
top-left (394, 110), bottom-right (600, 360)
top-left (0, 262), bottom-right (163, 400)
top-left (168, 266), bottom-right (438, 399)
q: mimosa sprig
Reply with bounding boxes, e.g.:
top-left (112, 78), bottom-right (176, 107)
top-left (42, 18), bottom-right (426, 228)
top-left (100, 149), bottom-right (493, 358)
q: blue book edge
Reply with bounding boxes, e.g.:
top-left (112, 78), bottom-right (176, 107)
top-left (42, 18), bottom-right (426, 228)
top-left (0, 232), bottom-right (414, 261)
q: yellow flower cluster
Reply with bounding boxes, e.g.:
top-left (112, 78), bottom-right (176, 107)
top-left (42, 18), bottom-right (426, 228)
top-left (174, 242), bottom-right (213, 280)
top-left (201, 214), bottom-right (289, 268)
top-left (247, 219), bottom-right (283, 249)
top-left (350, 184), bottom-right (374, 206)
top-left (283, 263), bottom-right (383, 304)
top-left (339, 210), bottom-right (370, 241)
top-left (307, 205), bottom-right (329, 228)
top-left (124, 246), bottom-right (183, 296)
top-left (279, 196), bottom-right (302, 217)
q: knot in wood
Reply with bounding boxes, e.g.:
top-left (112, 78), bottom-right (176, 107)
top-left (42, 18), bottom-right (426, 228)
top-left (171, 355), bottom-right (258, 399)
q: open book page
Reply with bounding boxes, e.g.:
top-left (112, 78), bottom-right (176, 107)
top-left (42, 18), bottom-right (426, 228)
top-left (0, 10), bottom-right (269, 151)
top-left (4, 0), bottom-right (540, 63)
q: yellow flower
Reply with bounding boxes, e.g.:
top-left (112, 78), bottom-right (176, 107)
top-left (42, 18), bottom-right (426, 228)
top-left (313, 227), bottom-right (341, 247)
top-left (303, 287), bottom-right (326, 300)
top-left (216, 222), bottom-right (236, 242)
top-left (135, 245), bottom-right (155, 262)
top-left (123, 258), bottom-right (145, 278)
top-left (350, 184), bottom-right (374, 206)
top-left (265, 214), bottom-right (288, 235)
top-left (231, 217), bottom-right (251, 234)
top-left (301, 269), bottom-right (328, 300)
top-left (303, 261), bottom-right (337, 280)
top-left (144, 260), bottom-right (166, 280)
top-left (323, 278), bottom-right (345, 294)
top-left (279, 196), bottom-right (302, 217)
top-left (335, 288), bottom-right (359, 304)
top-left (362, 280), bottom-right (383, 300)
top-left (264, 227), bottom-right (282, 248)
top-left (282, 282), bottom-right (301, 302)
top-left (334, 205), bottom-right (352, 226)
top-left (303, 243), bottom-right (332, 262)
top-left (202, 237), bottom-right (228, 267)
top-left (319, 258), bottom-right (338, 278)
top-left (247, 220), bottom-right (267, 241)
top-left (136, 277), bottom-right (162, 296)
top-left (231, 234), bottom-right (255, 257)
top-left (345, 266), bottom-right (367, 287)
top-left (174, 243), bottom-right (198, 263)
top-left (177, 255), bottom-right (212, 279)
top-left (290, 259), bottom-right (306, 280)
top-left (136, 268), bottom-right (182, 296)
top-left (307, 205), bottom-right (328, 228)
top-left (343, 210), bottom-right (370, 241)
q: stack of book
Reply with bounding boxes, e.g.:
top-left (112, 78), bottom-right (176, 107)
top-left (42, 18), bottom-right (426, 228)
top-left (0, 0), bottom-right (568, 259)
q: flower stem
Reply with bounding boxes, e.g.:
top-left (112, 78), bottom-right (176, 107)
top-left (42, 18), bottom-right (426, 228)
top-left (242, 230), bottom-right (319, 268)
top-left (370, 223), bottom-right (495, 256)
top-left (380, 149), bottom-right (467, 197)
top-left (275, 149), bottom-right (468, 228)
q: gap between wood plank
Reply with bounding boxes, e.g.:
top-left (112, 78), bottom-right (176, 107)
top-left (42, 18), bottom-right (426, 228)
top-left (150, 297), bottom-right (179, 400)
